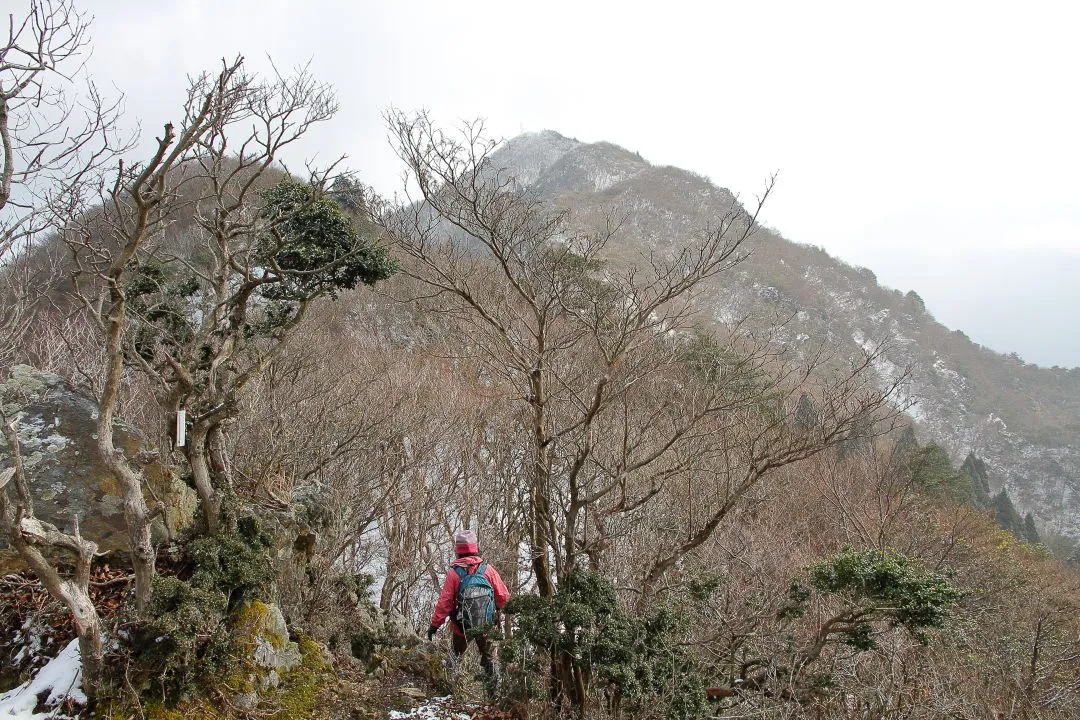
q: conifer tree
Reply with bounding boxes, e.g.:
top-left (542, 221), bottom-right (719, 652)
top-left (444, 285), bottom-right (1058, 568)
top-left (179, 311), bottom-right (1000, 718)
top-left (1023, 512), bottom-right (1041, 545)
top-left (958, 451), bottom-right (991, 506)
top-left (991, 490), bottom-right (1025, 539)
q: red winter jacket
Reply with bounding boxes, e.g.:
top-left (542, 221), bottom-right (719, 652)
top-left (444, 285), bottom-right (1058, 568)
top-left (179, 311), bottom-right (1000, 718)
top-left (430, 555), bottom-right (510, 636)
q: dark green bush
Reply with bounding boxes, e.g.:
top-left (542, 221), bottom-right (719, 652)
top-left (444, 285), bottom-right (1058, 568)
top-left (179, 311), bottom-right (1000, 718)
top-left (129, 514), bottom-right (275, 696)
top-left (505, 571), bottom-right (709, 720)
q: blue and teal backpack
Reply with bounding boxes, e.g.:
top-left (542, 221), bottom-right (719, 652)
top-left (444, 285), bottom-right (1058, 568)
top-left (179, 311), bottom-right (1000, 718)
top-left (454, 563), bottom-right (496, 631)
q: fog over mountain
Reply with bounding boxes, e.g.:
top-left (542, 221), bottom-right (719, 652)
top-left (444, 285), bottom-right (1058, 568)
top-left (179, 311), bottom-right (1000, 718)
top-left (837, 219), bottom-right (1080, 370)
top-left (75, 1), bottom-right (1080, 370)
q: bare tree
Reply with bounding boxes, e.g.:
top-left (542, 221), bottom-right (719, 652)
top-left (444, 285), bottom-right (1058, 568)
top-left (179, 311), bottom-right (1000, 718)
top-left (0, 0), bottom-right (129, 697)
top-left (59, 56), bottom-right (394, 613)
top-left (0, 0), bottom-right (127, 363)
top-left (376, 112), bottom-right (910, 712)
top-left (379, 112), bottom-right (906, 591)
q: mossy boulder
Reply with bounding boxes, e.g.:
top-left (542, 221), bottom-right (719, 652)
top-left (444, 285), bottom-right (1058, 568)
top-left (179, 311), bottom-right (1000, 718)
top-left (133, 629), bottom-right (334, 720)
top-left (0, 366), bottom-right (197, 572)
top-left (349, 595), bottom-right (419, 671)
top-left (233, 600), bottom-right (303, 686)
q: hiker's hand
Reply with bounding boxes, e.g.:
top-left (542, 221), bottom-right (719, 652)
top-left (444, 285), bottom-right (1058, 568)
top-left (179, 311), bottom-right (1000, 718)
top-left (427, 625), bottom-right (438, 642)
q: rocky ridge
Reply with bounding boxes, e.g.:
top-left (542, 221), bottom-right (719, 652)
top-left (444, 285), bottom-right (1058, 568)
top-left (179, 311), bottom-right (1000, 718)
top-left (491, 131), bottom-right (1080, 539)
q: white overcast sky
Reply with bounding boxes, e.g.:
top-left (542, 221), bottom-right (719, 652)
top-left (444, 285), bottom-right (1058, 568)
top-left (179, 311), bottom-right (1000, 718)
top-left (81, 0), bottom-right (1080, 368)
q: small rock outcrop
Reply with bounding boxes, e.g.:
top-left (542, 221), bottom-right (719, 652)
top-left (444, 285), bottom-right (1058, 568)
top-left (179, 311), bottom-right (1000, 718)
top-left (0, 365), bottom-right (196, 571)
top-left (231, 600), bottom-right (304, 707)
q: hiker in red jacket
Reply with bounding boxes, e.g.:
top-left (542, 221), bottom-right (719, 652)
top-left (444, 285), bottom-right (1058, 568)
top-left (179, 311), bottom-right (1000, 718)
top-left (427, 530), bottom-right (510, 683)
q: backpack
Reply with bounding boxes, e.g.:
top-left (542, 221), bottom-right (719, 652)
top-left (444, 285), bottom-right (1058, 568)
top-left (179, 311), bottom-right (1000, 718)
top-left (454, 562), bottom-right (495, 631)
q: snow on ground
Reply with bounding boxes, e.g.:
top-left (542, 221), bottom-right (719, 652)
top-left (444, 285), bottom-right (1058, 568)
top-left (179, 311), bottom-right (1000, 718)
top-left (852, 329), bottom-right (920, 420)
top-left (0, 639), bottom-right (85, 720)
top-left (388, 695), bottom-right (474, 720)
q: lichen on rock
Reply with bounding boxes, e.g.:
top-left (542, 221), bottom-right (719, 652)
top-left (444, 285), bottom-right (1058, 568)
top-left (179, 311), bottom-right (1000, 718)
top-left (232, 599), bottom-right (302, 683)
top-left (0, 365), bottom-right (197, 571)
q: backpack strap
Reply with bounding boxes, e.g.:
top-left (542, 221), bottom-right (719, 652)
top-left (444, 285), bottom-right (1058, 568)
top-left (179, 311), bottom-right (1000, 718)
top-left (454, 561), bottom-right (486, 577)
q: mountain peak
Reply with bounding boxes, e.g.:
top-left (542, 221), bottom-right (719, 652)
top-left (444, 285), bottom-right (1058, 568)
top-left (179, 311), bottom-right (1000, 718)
top-left (493, 130), bottom-right (583, 186)
top-left (490, 133), bottom-right (1080, 540)
top-left (496, 132), bottom-right (652, 194)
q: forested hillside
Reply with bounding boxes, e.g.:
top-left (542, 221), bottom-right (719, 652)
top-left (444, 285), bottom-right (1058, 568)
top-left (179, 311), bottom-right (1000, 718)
top-left (1, 4), bottom-right (1078, 720)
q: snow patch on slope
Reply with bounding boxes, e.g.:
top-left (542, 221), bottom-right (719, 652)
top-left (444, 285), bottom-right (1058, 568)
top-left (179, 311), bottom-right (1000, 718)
top-left (0, 639), bottom-right (85, 720)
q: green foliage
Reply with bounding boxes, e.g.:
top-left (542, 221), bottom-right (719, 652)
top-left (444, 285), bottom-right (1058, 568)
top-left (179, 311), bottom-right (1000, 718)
top-left (778, 579), bottom-right (811, 620)
top-left (809, 546), bottom-right (964, 646)
top-left (505, 571), bottom-right (708, 720)
top-left (909, 443), bottom-right (955, 490)
top-left (895, 426), bottom-right (918, 454)
top-left (684, 570), bottom-right (727, 603)
top-left (130, 514), bottom-right (275, 696)
top-left (837, 413), bottom-right (875, 459)
top-left (328, 175), bottom-right (366, 215)
top-left (184, 514), bottom-right (275, 611)
top-left (125, 262), bottom-right (200, 361)
top-left (342, 574), bottom-right (411, 670)
top-left (243, 300), bottom-right (298, 338)
top-left (127, 631), bottom-right (333, 720)
top-left (794, 393), bottom-right (818, 431)
top-left (542, 246), bottom-right (609, 302)
top-left (958, 451), bottom-right (991, 505)
top-left (127, 180), bottom-right (395, 364)
top-left (1023, 512), bottom-right (1041, 545)
top-left (904, 443), bottom-right (987, 506)
top-left (257, 180), bottom-right (396, 302)
top-left (679, 332), bottom-right (741, 387)
top-left (841, 623), bottom-right (876, 651)
top-left (678, 332), bottom-right (780, 425)
top-left (905, 290), bottom-right (925, 311)
top-left (134, 576), bottom-right (232, 694)
top-left (991, 490), bottom-right (1027, 542)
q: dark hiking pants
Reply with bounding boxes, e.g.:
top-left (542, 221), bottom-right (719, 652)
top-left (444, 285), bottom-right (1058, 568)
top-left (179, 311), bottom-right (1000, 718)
top-left (450, 630), bottom-right (496, 678)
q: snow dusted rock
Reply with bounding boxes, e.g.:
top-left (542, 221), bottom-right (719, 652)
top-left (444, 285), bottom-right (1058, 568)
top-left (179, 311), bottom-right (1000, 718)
top-left (0, 366), bottom-right (197, 573)
top-left (388, 695), bottom-right (478, 719)
top-left (491, 130), bottom-right (580, 187)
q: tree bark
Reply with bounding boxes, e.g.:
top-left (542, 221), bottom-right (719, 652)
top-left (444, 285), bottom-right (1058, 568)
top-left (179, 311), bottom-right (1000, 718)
top-left (15, 537), bottom-right (104, 699)
top-left (185, 424), bottom-right (221, 535)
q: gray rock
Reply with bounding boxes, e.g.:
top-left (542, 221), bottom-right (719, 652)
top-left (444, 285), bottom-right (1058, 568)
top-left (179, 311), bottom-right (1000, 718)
top-left (233, 691), bottom-right (259, 709)
top-left (260, 669), bottom-right (281, 691)
top-left (0, 366), bottom-right (197, 572)
top-left (235, 600), bottom-right (302, 675)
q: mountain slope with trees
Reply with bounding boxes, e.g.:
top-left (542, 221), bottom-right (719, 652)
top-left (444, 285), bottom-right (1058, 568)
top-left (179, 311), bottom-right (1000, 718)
top-left (489, 130), bottom-right (1080, 543)
top-left (1, 4), bottom-right (1079, 718)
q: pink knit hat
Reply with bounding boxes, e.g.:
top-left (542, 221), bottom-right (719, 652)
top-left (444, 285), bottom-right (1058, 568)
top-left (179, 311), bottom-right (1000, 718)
top-left (454, 530), bottom-right (478, 555)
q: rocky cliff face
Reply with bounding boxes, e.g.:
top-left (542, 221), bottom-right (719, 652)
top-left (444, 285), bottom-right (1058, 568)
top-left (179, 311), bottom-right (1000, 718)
top-left (491, 132), bottom-right (1080, 539)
